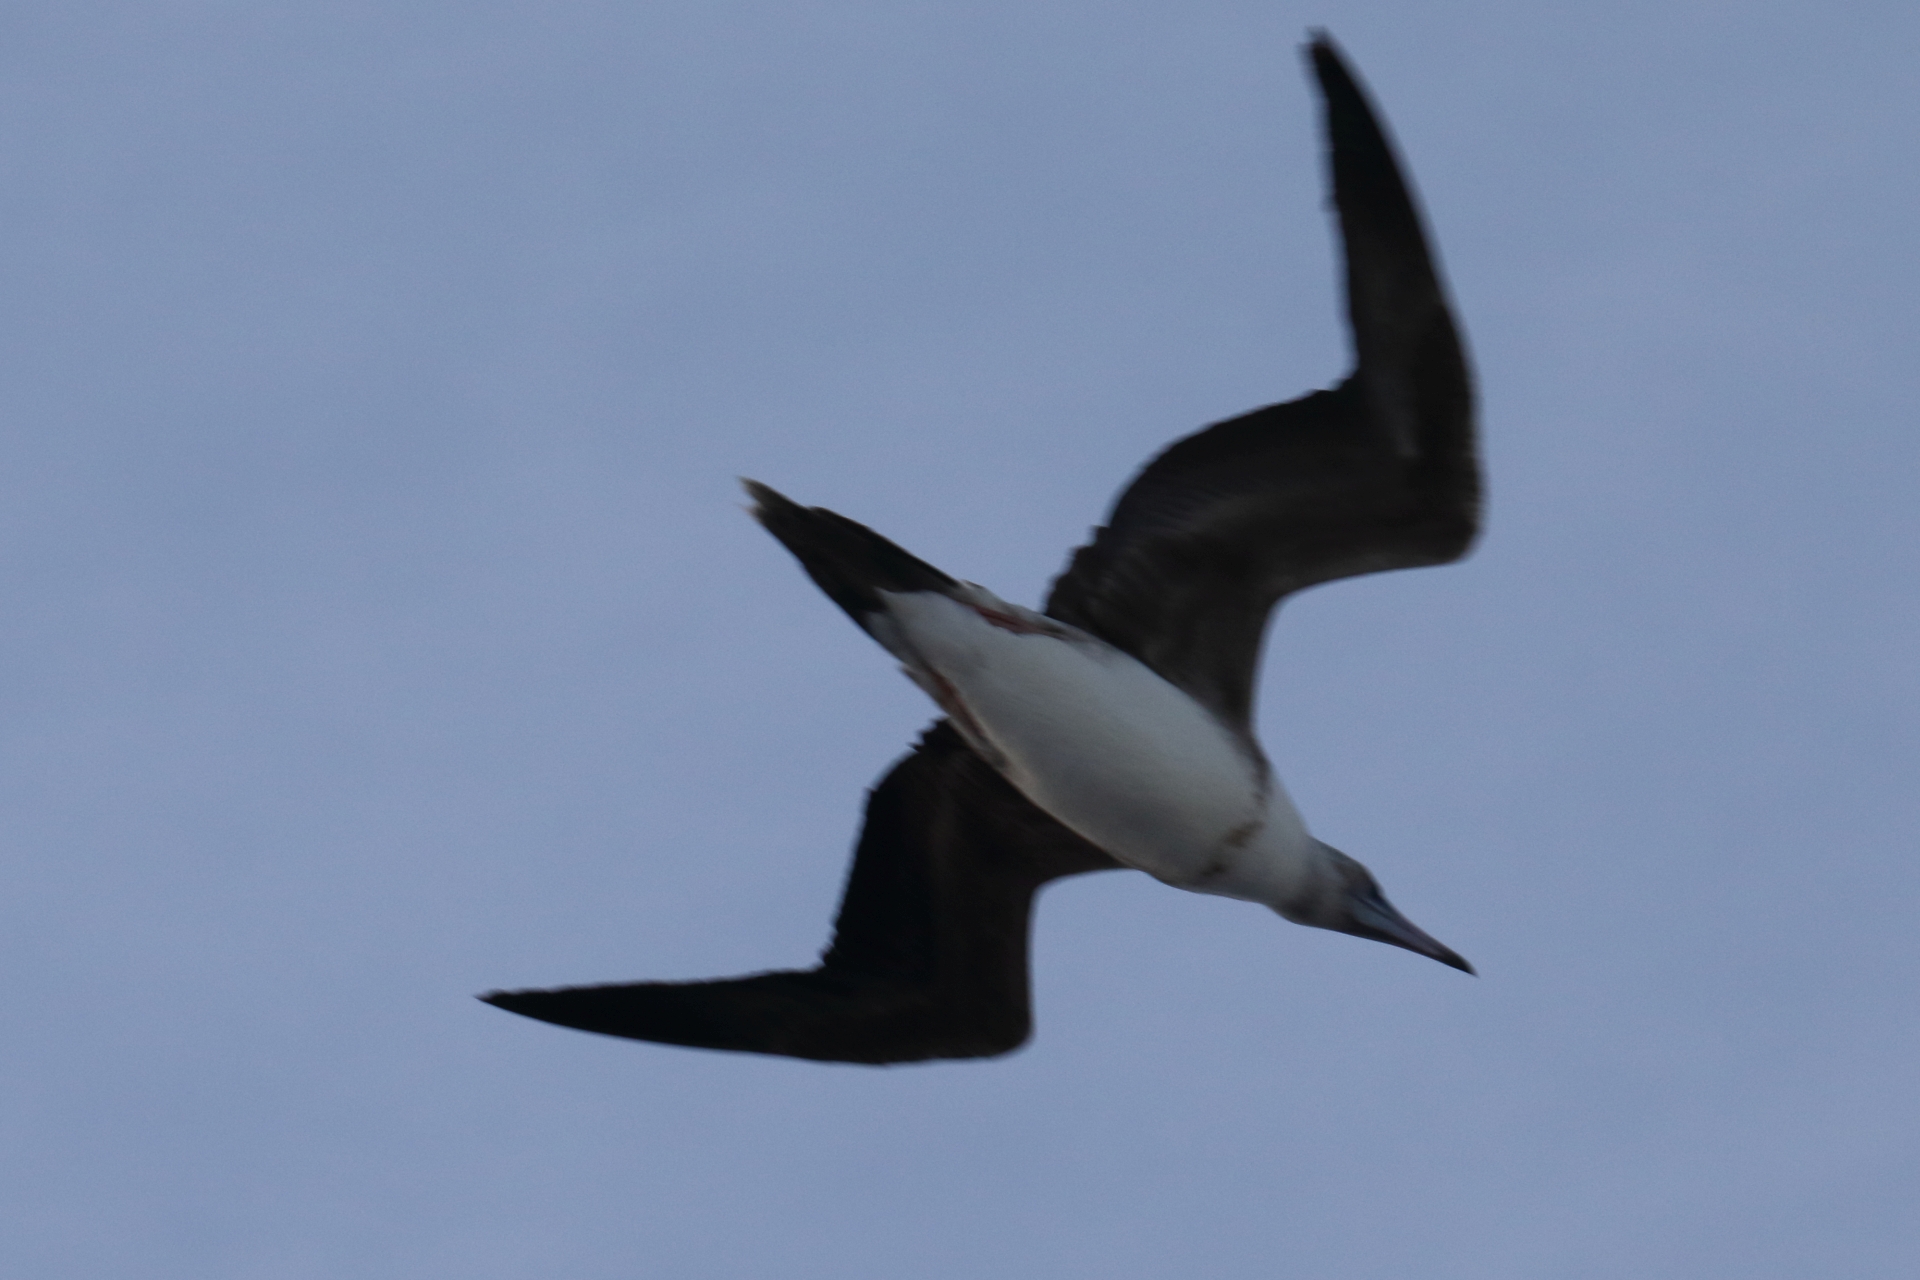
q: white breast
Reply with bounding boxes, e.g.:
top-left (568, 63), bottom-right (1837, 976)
top-left (874, 588), bottom-right (1308, 894)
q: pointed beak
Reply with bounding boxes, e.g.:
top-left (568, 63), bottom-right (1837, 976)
top-left (1347, 893), bottom-right (1475, 974)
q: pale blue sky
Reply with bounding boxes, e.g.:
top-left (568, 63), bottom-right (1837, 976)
top-left (3, 4), bottom-right (1917, 1277)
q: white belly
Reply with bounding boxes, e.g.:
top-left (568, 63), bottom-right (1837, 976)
top-left (877, 589), bottom-right (1298, 890)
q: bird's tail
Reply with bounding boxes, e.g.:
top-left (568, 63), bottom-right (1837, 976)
top-left (743, 480), bottom-right (960, 641)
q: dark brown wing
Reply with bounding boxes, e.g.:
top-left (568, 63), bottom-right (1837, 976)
top-left (1044, 36), bottom-right (1478, 730)
top-left (481, 722), bottom-right (1118, 1065)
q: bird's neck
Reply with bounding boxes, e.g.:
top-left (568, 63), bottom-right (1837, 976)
top-left (1181, 781), bottom-right (1324, 910)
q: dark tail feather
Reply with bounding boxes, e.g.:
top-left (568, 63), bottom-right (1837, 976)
top-left (743, 480), bottom-right (958, 629)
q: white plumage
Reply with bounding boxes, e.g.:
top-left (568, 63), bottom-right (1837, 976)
top-left (874, 586), bottom-right (1315, 906)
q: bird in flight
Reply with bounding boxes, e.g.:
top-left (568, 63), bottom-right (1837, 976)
top-left (484, 34), bottom-right (1479, 1064)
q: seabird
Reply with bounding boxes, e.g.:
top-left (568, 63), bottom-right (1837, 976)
top-left (483, 35), bottom-right (1478, 1064)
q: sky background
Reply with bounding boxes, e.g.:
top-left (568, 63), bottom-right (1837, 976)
top-left (4, 3), bottom-right (1917, 1277)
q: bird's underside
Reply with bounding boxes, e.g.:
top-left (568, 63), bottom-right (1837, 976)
top-left (482, 34), bottom-right (1479, 1065)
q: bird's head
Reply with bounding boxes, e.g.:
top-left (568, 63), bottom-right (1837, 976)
top-left (1275, 840), bottom-right (1474, 974)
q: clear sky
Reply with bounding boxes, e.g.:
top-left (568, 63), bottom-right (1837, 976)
top-left (4, 3), bottom-right (1916, 1277)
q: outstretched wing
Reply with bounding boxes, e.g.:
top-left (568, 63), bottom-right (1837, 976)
top-left (1044, 36), bottom-right (1478, 731)
top-left (482, 722), bottom-right (1118, 1065)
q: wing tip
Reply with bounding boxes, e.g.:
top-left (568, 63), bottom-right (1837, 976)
top-left (477, 974), bottom-right (1034, 1066)
top-left (476, 985), bottom-right (554, 1015)
top-left (1302, 29), bottom-right (1350, 82)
